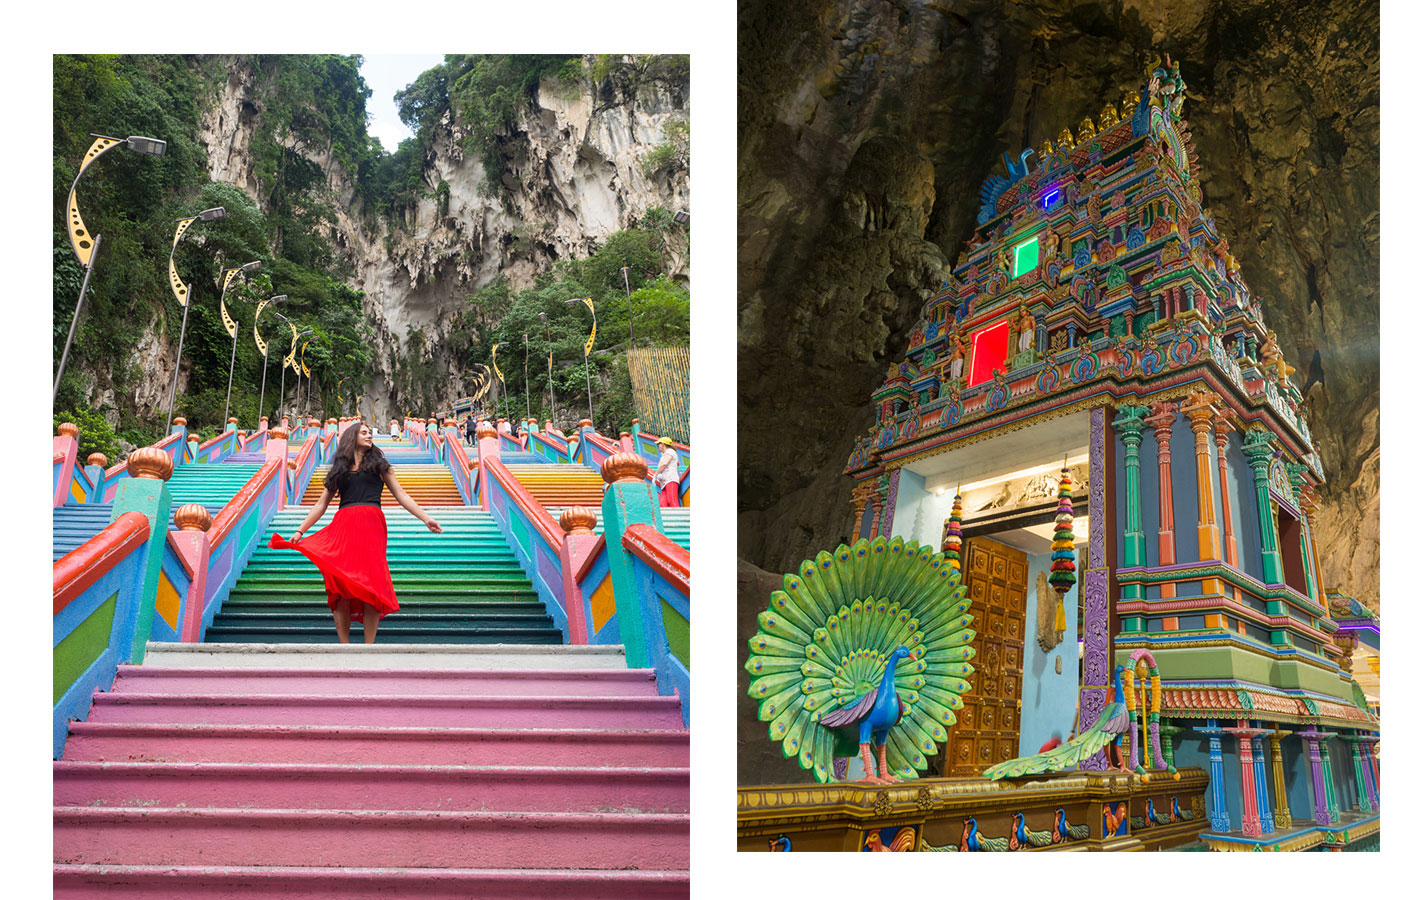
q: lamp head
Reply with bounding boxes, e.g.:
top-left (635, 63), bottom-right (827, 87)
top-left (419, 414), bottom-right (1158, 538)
top-left (197, 207), bottom-right (226, 222)
top-left (124, 135), bottom-right (167, 156)
top-left (239, 260), bottom-right (261, 272)
top-left (672, 210), bottom-right (690, 225)
top-left (268, 294), bottom-right (288, 303)
top-left (538, 312), bottom-right (547, 323)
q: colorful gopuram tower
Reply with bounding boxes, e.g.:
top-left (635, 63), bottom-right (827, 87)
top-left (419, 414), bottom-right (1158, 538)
top-left (842, 56), bottom-right (1378, 851)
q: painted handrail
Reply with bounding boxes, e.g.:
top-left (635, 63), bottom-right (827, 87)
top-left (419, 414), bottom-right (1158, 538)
top-left (636, 429), bottom-right (691, 467)
top-left (54, 510), bottom-right (151, 758)
top-left (526, 429), bottom-right (571, 464)
top-left (193, 429), bottom-right (240, 465)
top-left (101, 430), bottom-right (186, 503)
top-left (445, 431), bottom-right (476, 506)
top-left (196, 458), bottom-right (282, 640)
top-left (286, 431), bottom-right (319, 503)
top-left (482, 456), bottom-right (569, 636)
top-left (622, 522), bottom-right (691, 727)
top-left (578, 431), bottom-right (621, 473)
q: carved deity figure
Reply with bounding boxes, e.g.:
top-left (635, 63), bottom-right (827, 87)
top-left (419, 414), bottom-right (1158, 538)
top-left (1016, 308), bottom-right (1037, 356)
top-left (948, 333), bottom-right (967, 381)
top-left (1259, 329), bottom-right (1296, 385)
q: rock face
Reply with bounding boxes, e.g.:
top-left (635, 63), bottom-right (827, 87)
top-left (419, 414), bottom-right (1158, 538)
top-left (188, 56), bottom-right (689, 421)
top-left (738, 0), bottom-right (1378, 611)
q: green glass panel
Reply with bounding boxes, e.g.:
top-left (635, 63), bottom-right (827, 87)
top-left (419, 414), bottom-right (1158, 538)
top-left (1013, 238), bottom-right (1039, 277)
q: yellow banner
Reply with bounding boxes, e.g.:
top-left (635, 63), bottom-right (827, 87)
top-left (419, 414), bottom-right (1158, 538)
top-left (253, 300), bottom-right (269, 356)
top-left (168, 216), bottom-right (197, 307)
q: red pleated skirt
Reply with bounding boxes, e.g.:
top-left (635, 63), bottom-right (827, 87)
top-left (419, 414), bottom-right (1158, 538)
top-left (269, 504), bottom-right (399, 621)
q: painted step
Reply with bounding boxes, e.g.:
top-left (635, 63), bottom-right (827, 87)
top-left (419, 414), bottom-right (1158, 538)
top-left (54, 761), bottom-right (689, 813)
top-left (141, 642), bottom-right (628, 669)
top-left (64, 722), bottom-right (688, 767)
top-left (219, 601), bottom-right (542, 615)
top-left (54, 864), bottom-right (688, 899)
top-left (210, 612), bottom-right (552, 627)
top-left (54, 807), bottom-right (689, 869)
top-left (107, 665), bottom-right (658, 697)
top-left (201, 627), bottom-right (563, 645)
top-left (85, 692), bottom-right (685, 729)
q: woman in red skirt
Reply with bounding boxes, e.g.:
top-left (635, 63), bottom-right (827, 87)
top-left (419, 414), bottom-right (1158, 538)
top-left (270, 421), bottom-right (443, 643)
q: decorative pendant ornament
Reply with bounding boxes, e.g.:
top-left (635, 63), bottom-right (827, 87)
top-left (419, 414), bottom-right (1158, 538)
top-left (943, 489), bottom-right (964, 573)
top-left (1049, 464), bottom-right (1076, 633)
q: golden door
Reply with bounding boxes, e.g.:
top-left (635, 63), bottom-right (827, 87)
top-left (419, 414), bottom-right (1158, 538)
top-left (939, 536), bottom-right (1026, 777)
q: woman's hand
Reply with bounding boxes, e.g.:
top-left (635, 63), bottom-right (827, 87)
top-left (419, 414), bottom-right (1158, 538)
top-left (424, 517), bottom-right (443, 534)
top-left (292, 531), bottom-right (305, 542)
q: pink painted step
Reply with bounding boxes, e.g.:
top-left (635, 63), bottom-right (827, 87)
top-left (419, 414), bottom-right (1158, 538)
top-left (54, 761), bottom-right (689, 813)
top-left (87, 692), bottom-right (684, 729)
top-left (110, 665), bottom-right (659, 697)
top-left (64, 722), bottom-right (689, 767)
top-left (54, 864), bottom-right (690, 899)
top-left (54, 807), bottom-right (689, 870)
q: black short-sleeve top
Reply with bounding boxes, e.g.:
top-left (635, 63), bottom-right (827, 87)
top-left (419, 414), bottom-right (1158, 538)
top-left (338, 467), bottom-right (387, 508)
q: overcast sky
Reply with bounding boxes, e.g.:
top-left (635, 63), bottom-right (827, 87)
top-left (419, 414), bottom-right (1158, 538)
top-left (361, 54), bottom-right (446, 151)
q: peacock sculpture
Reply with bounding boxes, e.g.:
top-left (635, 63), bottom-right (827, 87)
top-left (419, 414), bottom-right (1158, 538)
top-left (1010, 812), bottom-right (1054, 850)
top-left (980, 665), bottom-right (1131, 780)
top-left (745, 535), bottom-right (977, 783)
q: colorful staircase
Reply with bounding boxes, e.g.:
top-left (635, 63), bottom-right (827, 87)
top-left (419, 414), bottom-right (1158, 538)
top-left (299, 464), bottom-right (460, 506)
top-left (207, 508), bottom-right (558, 644)
top-left (548, 507), bottom-right (691, 552)
top-left (54, 643), bottom-right (689, 897)
top-left (166, 462), bottom-right (263, 519)
top-left (53, 503), bottom-right (115, 561)
top-left (504, 464), bottom-right (605, 507)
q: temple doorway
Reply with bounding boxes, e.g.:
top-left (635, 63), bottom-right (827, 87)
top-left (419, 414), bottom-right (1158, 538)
top-left (939, 536), bottom-right (1026, 777)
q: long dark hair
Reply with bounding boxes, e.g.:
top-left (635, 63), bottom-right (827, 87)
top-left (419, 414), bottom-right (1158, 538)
top-left (326, 420), bottom-right (390, 493)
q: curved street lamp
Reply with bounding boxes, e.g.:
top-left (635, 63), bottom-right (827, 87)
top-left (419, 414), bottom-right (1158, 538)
top-left (490, 342), bottom-right (507, 420)
top-left (163, 206), bottom-right (226, 432)
top-left (55, 133), bottom-right (168, 403)
top-left (292, 329), bottom-right (314, 420)
top-left (272, 315), bottom-right (300, 425)
top-left (298, 335), bottom-right (317, 417)
top-left (252, 295), bottom-right (288, 425)
top-left (522, 332), bottom-right (531, 421)
top-left (565, 297), bottom-right (597, 423)
top-left (219, 260), bottom-right (262, 425)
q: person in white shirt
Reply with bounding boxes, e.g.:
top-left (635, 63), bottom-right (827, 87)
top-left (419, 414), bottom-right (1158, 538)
top-left (653, 436), bottom-right (682, 507)
top-left (390, 419), bottom-right (402, 441)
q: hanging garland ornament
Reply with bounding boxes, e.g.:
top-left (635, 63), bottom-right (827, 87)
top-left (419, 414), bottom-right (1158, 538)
top-left (1049, 466), bottom-right (1076, 632)
top-left (943, 492), bottom-right (964, 573)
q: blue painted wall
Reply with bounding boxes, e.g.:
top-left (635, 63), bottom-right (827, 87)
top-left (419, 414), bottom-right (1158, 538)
top-left (1169, 416), bottom-right (1200, 567)
top-left (1230, 447), bottom-right (1263, 581)
top-left (1019, 549), bottom-right (1080, 753)
top-left (1280, 733), bottom-right (1313, 820)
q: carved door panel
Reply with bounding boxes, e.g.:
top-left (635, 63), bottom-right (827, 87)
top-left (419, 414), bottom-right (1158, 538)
top-left (941, 536), bottom-right (1026, 777)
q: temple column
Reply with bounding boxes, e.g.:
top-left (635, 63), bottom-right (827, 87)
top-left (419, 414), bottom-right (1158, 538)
top-left (1181, 390), bottom-right (1225, 595)
top-left (1251, 730), bottom-right (1275, 833)
top-left (1213, 410), bottom-right (1240, 569)
top-left (1360, 741), bottom-right (1379, 807)
top-left (1269, 731), bottom-right (1293, 828)
top-left (1319, 741), bottom-right (1339, 818)
top-left (1285, 464), bottom-right (1321, 602)
top-left (1079, 407), bottom-right (1114, 770)
top-left (1114, 405), bottom-right (1149, 601)
top-left (850, 482), bottom-right (873, 543)
top-left (1226, 724), bottom-right (1262, 837)
top-left (1298, 728), bottom-right (1335, 826)
top-left (1241, 428), bottom-right (1283, 584)
top-left (1145, 402), bottom-right (1178, 598)
top-left (1341, 735), bottom-right (1372, 813)
top-left (1158, 721), bottom-right (1181, 770)
top-left (1198, 721), bottom-right (1231, 832)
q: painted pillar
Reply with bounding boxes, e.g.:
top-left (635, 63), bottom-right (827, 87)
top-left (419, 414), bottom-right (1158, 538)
top-left (1342, 736), bottom-right (1372, 813)
top-left (1114, 404), bottom-right (1149, 600)
top-left (1359, 741), bottom-right (1379, 806)
top-left (1319, 741), bottom-right (1338, 818)
top-left (109, 449), bottom-right (175, 666)
top-left (601, 453), bottom-right (665, 669)
top-left (1079, 407), bottom-right (1113, 770)
top-left (54, 424), bottom-right (80, 508)
top-left (1288, 467), bottom-right (1320, 603)
top-left (1241, 428), bottom-right (1283, 584)
top-left (1199, 721), bottom-right (1231, 832)
top-left (1158, 722), bottom-right (1181, 770)
top-left (1144, 402), bottom-right (1177, 597)
top-left (1299, 729), bottom-right (1333, 826)
top-left (171, 505), bottom-right (213, 643)
top-left (1251, 731), bottom-right (1275, 833)
top-left (850, 485), bottom-right (868, 542)
top-left (264, 427), bottom-right (290, 510)
top-left (556, 507), bottom-right (598, 644)
top-left (1181, 390), bottom-right (1225, 595)
top-left (1299, 486), bottom-right (1328, 607)
top-left (1213, 410), bottom-right (1240, 569)
top-left (1270, 731), bottom-right (1293, 828)
top-left (82, 452), bottom-right (109, 505)
top-left (1228, 725), bottom-right (1261, 837)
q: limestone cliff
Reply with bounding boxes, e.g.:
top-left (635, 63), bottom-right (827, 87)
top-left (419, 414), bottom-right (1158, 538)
top-left (189, 54), bottom-right (689, 421)
top-left (738, 0), bottom-right (1378, 611)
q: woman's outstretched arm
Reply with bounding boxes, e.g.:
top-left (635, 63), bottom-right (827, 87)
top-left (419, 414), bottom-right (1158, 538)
top-left (384, 467), bottom-right (442, 533)
top-left (291, 487), bottom-right (333, 541)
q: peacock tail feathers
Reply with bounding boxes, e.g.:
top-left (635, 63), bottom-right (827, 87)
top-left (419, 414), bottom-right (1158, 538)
top-left (977, 833), bottom-right (1011, 852)
top-left (980, 701), bottom-right (1127, 780)
top-left (745, 535), bottom-right (977, 782)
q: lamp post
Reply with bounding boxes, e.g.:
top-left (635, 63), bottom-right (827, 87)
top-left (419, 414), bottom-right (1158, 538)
top-left (620, 265), bottom-right (637, 351)
top-left (274, 317), bottom-right (299, 425)
top-left (163, 206), bottom-right (226, 432)
top-left (299, 336), bottom-right (316, 417)
top-left (292, 329), bottom-right (313, 420)
top-left (55, 133), bottom-right (168, 404)
top-left (253, 295), bottom-right (288, 425)
top-left (220, 261), bottom-right (262, 425)
top-left (539, 312), bottom-right (556, 429)
top-left (522, 332), bottom-right (531, 421)
top-left (566, 297), bottom-right (596, 424)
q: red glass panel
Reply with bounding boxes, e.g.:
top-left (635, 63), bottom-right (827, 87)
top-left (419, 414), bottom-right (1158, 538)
top-left (968, 321), bottom-right (1009, 387)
